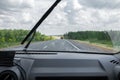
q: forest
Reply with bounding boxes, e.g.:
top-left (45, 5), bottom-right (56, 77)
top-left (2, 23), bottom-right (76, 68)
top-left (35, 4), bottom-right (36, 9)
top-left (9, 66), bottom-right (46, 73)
top-left (0, 29), bottom-right (53, 48)
top-left (1, 30), bottom-right (120, 49)
top-left (64, 31), bottom-right (114, 47)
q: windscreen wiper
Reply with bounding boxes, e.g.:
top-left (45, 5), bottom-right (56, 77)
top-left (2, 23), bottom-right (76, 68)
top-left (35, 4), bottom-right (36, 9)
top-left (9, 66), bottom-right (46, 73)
top-left (21, 0), bottom-right (61, 49)
top-left (24, 30), bottom-right (36, 50)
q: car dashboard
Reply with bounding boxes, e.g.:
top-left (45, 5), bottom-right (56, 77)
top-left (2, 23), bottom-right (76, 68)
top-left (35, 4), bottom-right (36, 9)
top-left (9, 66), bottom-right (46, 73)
top-left (0, 51), bottom-right (120, 80)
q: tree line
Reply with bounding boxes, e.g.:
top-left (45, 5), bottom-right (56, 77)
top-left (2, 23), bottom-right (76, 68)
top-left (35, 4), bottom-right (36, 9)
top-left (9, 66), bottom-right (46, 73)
top-left (0, 29), bottom-right (53, 44)
top-left (64, 31), bottom-right (111, 40)
top-left (63, 31), bottom-right (113, 46)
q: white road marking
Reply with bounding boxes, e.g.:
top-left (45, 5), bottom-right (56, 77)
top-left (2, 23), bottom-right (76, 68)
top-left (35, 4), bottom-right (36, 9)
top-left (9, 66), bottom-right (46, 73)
top-left (43, 46), bottom-right (48, 49)
top-left (65, 40), bottom-right (80, 51)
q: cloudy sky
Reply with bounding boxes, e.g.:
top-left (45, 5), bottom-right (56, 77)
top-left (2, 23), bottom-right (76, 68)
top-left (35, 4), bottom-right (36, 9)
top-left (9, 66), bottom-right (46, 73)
top-left (0, 0), bottom-right (120, 35)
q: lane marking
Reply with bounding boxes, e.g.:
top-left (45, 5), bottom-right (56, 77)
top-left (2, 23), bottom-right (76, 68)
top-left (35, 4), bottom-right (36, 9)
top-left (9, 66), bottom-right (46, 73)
top-left (43, 46), bottom-right (48, 49)
top-left (65, 40), bottom-right (81, 51)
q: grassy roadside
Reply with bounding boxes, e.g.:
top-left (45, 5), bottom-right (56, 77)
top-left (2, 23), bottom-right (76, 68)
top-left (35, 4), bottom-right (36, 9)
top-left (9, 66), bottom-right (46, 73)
top-left (0, 42), bottom-right (20, 49)
top-left (0, 41), bottom-right (41, 49)
top-left (76, 40), bottom-right (114, 50)
top-left (0, 40), bottom-right (52, 49)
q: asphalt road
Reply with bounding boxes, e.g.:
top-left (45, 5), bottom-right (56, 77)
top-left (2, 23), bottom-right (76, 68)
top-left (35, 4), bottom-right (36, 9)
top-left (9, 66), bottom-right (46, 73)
top-left (5, 39), bottom-right (114, 53)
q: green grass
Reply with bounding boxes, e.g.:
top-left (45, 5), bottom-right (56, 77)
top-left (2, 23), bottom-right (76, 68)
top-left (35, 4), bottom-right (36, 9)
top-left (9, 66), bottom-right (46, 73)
top-left (77, 39), bottom-right (113, 50)
top-left (0, 42), bottom-right (20, 49)
top-left (88, 39), bottom-right (113, 47)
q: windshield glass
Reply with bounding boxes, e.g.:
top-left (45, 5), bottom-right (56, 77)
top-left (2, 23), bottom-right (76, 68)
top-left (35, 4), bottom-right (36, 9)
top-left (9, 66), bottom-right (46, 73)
top-left (0, 0), bottom-right (120, 53)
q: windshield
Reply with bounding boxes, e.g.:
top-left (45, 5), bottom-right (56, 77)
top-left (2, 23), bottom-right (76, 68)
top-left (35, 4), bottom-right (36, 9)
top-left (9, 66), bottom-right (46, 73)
top-left (0, 0), bottom-right (120, 53)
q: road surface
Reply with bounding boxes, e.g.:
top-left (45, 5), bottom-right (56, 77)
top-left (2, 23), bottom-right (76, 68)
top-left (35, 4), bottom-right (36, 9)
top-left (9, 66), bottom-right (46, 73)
top-left (5, 39), bottom-right (114, 53)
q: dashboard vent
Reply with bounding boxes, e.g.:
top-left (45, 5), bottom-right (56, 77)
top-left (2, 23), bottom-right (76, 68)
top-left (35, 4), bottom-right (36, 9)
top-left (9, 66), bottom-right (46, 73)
top-left (0, 70), bottom-right (18, 80)
top-left (118, 72), bottom-right (120, 80)
top-left (0, 51), bottom-right (15, 67)
top-left (110, 60), bottom-right (119, 65)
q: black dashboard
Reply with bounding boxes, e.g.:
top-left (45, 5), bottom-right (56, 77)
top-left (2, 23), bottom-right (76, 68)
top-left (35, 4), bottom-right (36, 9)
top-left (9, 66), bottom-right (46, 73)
top-left (0, 51), bottom-right (120, 80)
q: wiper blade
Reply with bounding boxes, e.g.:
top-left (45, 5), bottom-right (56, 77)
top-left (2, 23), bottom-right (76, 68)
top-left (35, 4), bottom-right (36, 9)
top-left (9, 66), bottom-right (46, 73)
top-left (21, 0), bottom-right (61, 45)
top-left (23, 30), bottom-right (36, 50)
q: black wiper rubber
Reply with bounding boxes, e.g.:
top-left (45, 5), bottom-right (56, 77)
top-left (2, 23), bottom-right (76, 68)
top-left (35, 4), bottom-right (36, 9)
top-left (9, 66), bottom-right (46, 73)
top-left (24, 30), bottom-right (36, 50)
top-left (21, 0), bottom-right (61, 44)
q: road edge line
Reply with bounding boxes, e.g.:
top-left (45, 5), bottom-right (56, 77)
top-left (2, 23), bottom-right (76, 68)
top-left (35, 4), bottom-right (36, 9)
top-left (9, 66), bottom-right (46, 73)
top-left (65, 40), bottom-right (80, 51)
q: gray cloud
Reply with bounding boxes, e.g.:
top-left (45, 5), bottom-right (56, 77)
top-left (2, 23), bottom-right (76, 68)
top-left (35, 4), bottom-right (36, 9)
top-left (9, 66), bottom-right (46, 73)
top-left (0, 0), bottom-right (34, 13)
top-left (0, 0), bottom-right (120, 35)
top-left (78, 0), bottom-right (120, 9)
top-left (36, 0), bottom-right (120, 35)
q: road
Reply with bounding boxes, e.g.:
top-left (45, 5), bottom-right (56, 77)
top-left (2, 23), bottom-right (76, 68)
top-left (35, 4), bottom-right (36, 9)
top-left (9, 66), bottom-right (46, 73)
top-left (5, 39), bottom-right (114, 53)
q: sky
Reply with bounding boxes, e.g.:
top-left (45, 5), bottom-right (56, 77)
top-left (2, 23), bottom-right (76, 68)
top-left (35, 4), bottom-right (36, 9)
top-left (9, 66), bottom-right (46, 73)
top-left (0, 0), bottom-right (120, 35)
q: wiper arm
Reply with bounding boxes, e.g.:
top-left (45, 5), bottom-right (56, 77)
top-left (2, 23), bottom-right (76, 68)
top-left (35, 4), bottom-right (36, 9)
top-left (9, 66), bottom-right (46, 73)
top-left (21, 0), bottom-right (61, 45)
top-left (23, 30), bottom-right (36, 50)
